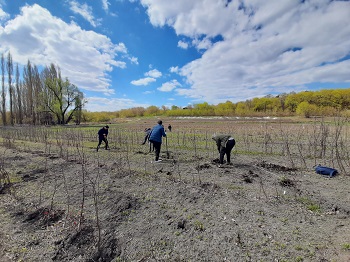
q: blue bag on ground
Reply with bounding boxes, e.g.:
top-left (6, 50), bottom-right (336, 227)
top-left (314, 165), bottom-right (338, 177)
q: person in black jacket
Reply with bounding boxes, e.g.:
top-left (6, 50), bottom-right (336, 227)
top-left (141, 128), bottom-right (151, 145)
top-left (212, 134), bottom-right (235, 166)
top-left (97, 125), bottom-right (109, 151)
top-left (141, 127), bottom-right (154, 152)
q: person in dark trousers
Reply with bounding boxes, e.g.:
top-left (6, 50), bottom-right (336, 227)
top-left (97, 125), bottom-right (109, 151)
top-left (212, 134), bottom-right (235, 166)
top-left (141, 128), bottom-right (152, 144)
top-left (168, 124), bottom-right (172, 132)
top-left (149, 120), bottom-right (166, 162)
top-left (141, 127), bottom-right (154, 152)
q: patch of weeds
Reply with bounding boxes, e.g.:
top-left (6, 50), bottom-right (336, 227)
top-left (121, 210), bottom-right (130, 216)
top-left (294, 245), bottom-right (303, 251)
top-left (297, 197), bottom-right (321, 213)
top-left (295, 256), bottom-right (304, 262)
top-left (257, 210), bottom-right (265, 216)
top-left (227, 185), bottom-right (244, 191)
top-left (307, 204), bottom-right (321, 213)
top-left (174, 231), bottom-right (181, 236)
top-left (274, 242), bottom-right (287, 250)
top-left (342, 243), bottom-right (350, 250)
top-left (280, 217), bottom-right (288, 224)
top-left (9, 173), bottom-right (23, 183)
top-left (196, 235), bottom-right (204, 240)
top-left (193, 220), bottom-right (205, 231)
top-left (292, 227), bottom-right (301, 235)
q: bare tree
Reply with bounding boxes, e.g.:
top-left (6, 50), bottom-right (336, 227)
top-left (1, 53), bottom-right (6, 125)
top-left (15, 64), bottom-right (23, 124)
top-left (6, 52), bottom-right (14, 126)
top-left (32, 65), bottom-right (41, 124)
top-left (23, 60), bottom-right (34, 124)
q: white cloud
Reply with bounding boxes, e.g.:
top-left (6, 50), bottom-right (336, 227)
top-left (131, 69), bottom-right (162, 86)
top-left (177, 40), bottom-right (188, 49)
top-left (145, 68), bottom-right (162, 78)
top-left (0, 6), bottom-right (9, 21)
top-left (169, 66), bottom-right (179, 73)
top-left (191, 37), bottom-right (212, 50)
top-left (129, 56), bottom-right (139, 65)
top-left (158, 79), bottom-right (181, 92)
top-left (142, 0), bottom-right (350, 104)
top-left (86, 96), bottom-right (150, 111)
top-left (131, 77), bottom-right (156, 86)
top-left (102, 0), bottom-right (110, 12)
top-left (69, 0), bottom-right (101, 27)
top-left (0, 4), bottom-right (129, 94)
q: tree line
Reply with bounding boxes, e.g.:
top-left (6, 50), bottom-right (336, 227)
top-left (81, 88), bottom-right (350, 122)
top-left (2, 49), bottom-right (349, 125)
top-left (0, 52), bottom-right (84, 126)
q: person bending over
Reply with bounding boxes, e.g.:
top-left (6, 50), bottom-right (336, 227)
top-left (212, 134), bottom-right (235, 166)
top-left (97, 125), bottom-right (109, 151)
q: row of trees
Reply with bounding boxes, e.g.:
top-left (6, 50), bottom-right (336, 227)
top-left (0, 52), bottom-right (85, 126)
top-left (1, 49), bottom-right (348, 125)
top-left (80, 89), bottom-right (350, 122)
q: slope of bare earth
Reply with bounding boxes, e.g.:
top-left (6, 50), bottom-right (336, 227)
top-left (0, 135), bottom-right (350, 261)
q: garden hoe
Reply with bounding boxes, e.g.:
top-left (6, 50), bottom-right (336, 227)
top-left (166, 136), bottom-right (170, 159)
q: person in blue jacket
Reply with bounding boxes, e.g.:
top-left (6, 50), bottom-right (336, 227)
top-left (149, 120), bottom-right (166, 162)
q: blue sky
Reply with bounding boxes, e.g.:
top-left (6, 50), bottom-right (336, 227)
top-left (0, 0), bottom-right (349, 112)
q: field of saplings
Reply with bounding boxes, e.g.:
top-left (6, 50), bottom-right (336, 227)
top-left (0, 116), bottom-right (349, 261)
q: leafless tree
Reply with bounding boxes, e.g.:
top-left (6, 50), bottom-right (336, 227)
top-left (23, 60), bottom-right (34, 124)
top-left (6, 52), bottom-right (14, 126)
top-left (15, 64), bottom-right (23, 124)
top-left (1, 53), bottom-right (6, 125)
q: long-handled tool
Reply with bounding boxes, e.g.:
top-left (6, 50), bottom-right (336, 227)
top-left (166, 135), bottom-right (170, 159)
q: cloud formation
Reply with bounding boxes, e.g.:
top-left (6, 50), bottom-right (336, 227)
top-left (0, 4), bottom-right (130, 95)
top-left (131, 68), bottom-right (162, 86)
top-left (69, 0), bottom-right (101, 27)
top-left (86, 96), bottom-right (150, 111)
top-left (141, 0), bottom-right (350, 103)
top-left (157, 79), bottom-right (181, 92)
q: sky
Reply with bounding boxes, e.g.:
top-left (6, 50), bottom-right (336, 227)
top-left (0, 0), bottom-right (349, 112)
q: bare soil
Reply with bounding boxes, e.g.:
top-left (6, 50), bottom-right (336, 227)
top-left (0, 130), bottom-right (350, 261)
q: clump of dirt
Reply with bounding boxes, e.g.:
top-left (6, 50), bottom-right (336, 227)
top-left (200, 182), bottom-right (220, 191)
top-left (52, 225), bottom-right (95, 261)
top-left (279, 177), bottom-right (295, 187)
top-left (24, 207), bottom-right (65, 227)
top-left (196, 163), bottom-right (211, 170)
top-left (0, 182), bottom-right (13, 194)
top-left (256, 160), bottom-right (297, 171)
top-left (242, 170), bottom-right (259, 183)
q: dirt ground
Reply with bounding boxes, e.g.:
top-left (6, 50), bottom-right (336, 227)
top-left (0, 136), bottom-right (350, 261)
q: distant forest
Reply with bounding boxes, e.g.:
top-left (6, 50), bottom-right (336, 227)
top-left (2, 52), bottom-right (350, 125)
top-left (83, 88), bottom-right (350, 123)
